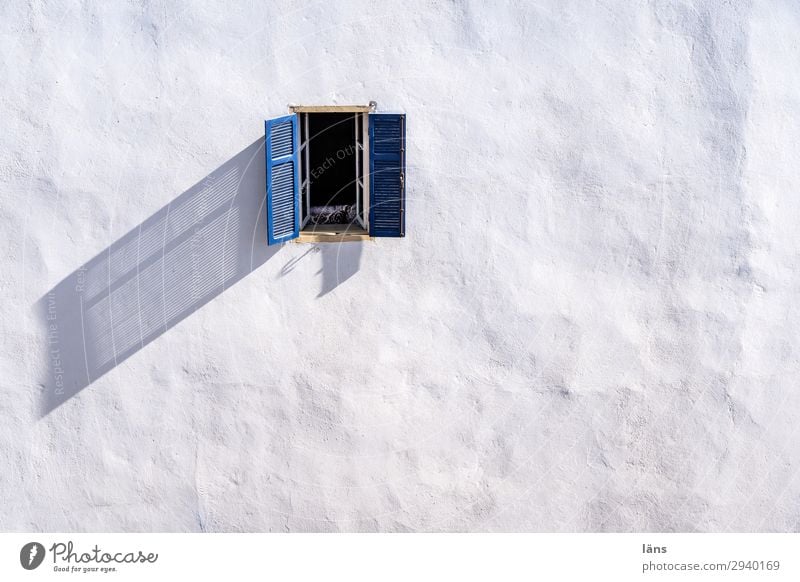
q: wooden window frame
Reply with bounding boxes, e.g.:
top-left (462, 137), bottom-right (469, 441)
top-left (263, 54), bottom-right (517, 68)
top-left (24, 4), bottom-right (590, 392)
top-left (295, 106), bottom-right (373, 242)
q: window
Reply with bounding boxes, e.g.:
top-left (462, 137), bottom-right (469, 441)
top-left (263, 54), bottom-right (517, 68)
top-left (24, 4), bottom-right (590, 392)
top-left (265, 104), bottom-right (405, 244)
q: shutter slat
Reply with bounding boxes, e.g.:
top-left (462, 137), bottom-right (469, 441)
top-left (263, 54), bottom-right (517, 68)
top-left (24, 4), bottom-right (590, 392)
top-left (369, 114), bottom-right (405, 237)
top-left (266, 114), bottom-right (300, 245)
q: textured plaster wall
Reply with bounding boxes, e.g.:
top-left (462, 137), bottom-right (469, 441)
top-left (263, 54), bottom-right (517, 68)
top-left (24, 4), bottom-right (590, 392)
top-left (2, 0), bottom-right (800, 531)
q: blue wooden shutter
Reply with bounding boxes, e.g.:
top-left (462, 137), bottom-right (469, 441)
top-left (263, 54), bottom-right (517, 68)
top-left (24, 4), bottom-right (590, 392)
top-left (369, 113), bottom-right (405, 237)
top-left (265, 114), bottom-right (300, 245)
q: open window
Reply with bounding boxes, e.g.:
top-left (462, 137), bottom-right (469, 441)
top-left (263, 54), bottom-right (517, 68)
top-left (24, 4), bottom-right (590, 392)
top-left (265, 104), bottom-right (405, 244)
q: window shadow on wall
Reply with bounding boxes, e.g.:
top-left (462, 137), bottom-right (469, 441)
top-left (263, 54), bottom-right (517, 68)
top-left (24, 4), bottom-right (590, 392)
top-left (35, 139), bottom-right (280, 417)
top-left (317, 243), bottom-right (362, 297)
top-left (278, 241), bottom-right (363, 297)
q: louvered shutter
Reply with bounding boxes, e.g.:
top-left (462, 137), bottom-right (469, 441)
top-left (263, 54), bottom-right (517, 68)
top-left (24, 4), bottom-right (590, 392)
top-left (265, 114), bottom-right (300, 245)
top-left (368, 114), bottom-right (405, 237)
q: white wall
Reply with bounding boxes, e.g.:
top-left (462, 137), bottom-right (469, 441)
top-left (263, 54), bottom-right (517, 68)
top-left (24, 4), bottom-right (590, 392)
top-left (3, 0), bottom-right (800, 531)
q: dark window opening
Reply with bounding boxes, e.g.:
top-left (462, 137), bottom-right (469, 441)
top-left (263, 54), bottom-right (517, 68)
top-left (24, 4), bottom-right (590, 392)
top-left (300, 112), bottom-right (366, 232)
top-left (309, 113), bottom-right (355, 207)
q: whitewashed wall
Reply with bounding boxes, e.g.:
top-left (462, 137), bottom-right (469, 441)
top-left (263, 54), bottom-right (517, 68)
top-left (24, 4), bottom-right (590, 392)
top-left (3, 0), bottom-right (800, 531)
